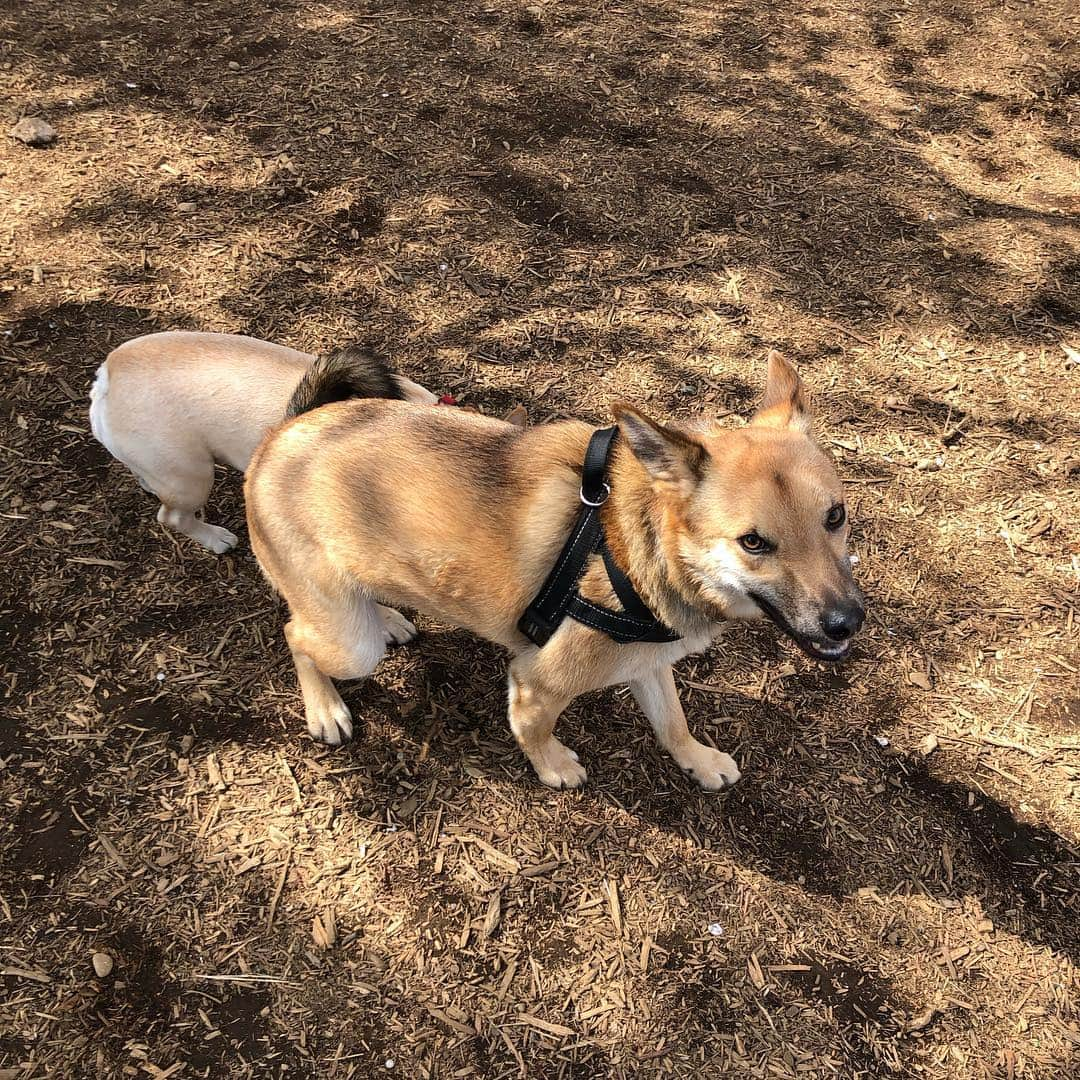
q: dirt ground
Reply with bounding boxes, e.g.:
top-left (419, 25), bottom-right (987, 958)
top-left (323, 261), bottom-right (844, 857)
top-left (2, 0), bottom-right (1079, 1077)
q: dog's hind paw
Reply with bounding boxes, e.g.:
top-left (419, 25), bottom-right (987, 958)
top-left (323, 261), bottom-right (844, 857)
top-left (379, 606), bottom-right (418, 646)
top-left (200, 524), bottom-right (240, 554)
top-left (307, 701), bottom-right (354, 746)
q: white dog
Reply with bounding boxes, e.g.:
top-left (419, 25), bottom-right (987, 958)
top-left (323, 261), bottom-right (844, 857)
top-left (89, 332), bottom-right (439, 552)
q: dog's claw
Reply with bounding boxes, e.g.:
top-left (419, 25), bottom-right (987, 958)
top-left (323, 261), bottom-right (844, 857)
top-left (307, 702), bottom-right (354, 746)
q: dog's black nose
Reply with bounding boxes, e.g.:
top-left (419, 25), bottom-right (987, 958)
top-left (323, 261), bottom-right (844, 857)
top-left (822, 602), bottom-right (865, 641)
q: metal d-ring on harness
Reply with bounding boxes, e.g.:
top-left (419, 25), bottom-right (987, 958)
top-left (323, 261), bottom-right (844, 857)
top-left (518, 426), bottom-right (682, 647)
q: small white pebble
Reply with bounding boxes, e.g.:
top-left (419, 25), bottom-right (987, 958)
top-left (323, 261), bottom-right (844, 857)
top-left (849, 553), bottom-right (861, 566)
top-left (125, 82), bottom-right (138, 89)
top-left (92, 952), bottom-right (113, 977)
top-left (384, 1059), bottom-right (395, 1070)
top-left (707, 922), bottom-right (724, 937)
top-left (438, 262), bottom-right (448, 271)
top-left (156, 671), bottom-right (166, 682)
top-left (873, 735), bottom-right (890, 748)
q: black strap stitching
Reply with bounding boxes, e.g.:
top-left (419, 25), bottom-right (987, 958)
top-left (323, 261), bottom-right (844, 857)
top-left (567, 604), bottom-right (678, 644)
top-left (573, 596), bottom-right (656, 628)
top-left (534, 508), bottom-right (595, 608)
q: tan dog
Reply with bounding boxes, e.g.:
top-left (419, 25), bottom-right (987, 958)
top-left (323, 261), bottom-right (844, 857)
top-left (88, 331), bottom-right (440, 552)
top-left (246, 351), bottom-right (864, 790)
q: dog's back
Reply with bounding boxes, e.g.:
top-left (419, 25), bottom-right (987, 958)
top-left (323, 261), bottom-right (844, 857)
top-left (246, 398), bottom-right (589, 646)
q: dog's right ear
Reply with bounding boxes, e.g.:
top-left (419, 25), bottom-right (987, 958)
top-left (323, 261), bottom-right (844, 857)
top-left (612, 403), bottom-right (707, 493)
top-left (751, 349), bottom-right (811, 432)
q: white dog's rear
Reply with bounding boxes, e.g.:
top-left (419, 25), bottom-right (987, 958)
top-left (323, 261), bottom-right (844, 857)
top-left (90, 331), bottom-right (438, 553)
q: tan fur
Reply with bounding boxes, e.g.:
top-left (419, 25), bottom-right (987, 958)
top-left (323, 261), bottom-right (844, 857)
top-left (246, 351), bottom-right (864, 789)
top-left (88, 331), bottom-right (438, 552)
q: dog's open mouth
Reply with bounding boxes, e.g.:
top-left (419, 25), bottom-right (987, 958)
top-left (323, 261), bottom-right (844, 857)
top-left (795, 636), bottom-right (852, 662)
top-left (749, 592), bottom-right (853, 664)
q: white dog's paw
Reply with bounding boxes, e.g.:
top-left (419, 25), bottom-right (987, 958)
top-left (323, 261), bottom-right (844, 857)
top-left (679, 745), bottom-right (741, 791)
top-left (530, 738), bottom-right (587, 790)
top-left (199, 524), bottom-right (240, 554)
top-left (306, 700), bottom-right (354, 746)
top-left (380, 607), bottom-right (418, 646)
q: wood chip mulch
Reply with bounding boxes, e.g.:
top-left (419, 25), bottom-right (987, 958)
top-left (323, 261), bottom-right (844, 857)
top-left (1, 0), bottom-right (1078, 1077)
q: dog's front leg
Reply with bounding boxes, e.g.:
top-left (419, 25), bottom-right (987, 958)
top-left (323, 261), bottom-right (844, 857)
top-left (507, 658), bottom-right (586, 789)
top-left (631, 666), bottom-right (741, 790)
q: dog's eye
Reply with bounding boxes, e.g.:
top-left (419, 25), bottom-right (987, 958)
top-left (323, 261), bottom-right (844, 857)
top-left (825, 504), bottom-right (846, 531)
top-left (739, 532), bottom-right (772, 554)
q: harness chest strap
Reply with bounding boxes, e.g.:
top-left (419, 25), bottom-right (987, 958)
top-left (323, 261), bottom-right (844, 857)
top-left (518, 427), bottom-right (681, 647)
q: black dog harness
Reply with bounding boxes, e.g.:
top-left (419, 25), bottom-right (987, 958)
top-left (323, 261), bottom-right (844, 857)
top-left (518, 427), bottom-right (681, 647)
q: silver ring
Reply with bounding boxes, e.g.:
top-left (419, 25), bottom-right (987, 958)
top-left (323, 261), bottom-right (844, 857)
top-left (579, 482), bottom-right (610, 507)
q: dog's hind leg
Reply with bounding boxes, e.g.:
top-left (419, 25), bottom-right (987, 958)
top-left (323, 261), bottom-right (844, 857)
top-left (141, 440), bottom-right (237, 553)
top-left (284, 591), bottom-right (387, 745)
top-left (153, 460), bottom-right (239, 553)
top-left (631, 666), bottom-right (741, 790)
top-left (507, 657), bottom-right (585, 789)
top-left (157, 486), bottom-right (239, 554)
top-left (92, 364), bottom-right (238, 553)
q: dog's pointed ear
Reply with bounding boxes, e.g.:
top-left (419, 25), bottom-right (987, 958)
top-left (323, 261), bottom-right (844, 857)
top-left (612, 403), bottom-right (708, 492)
top-left (751, 349), bottom-right (811, 432)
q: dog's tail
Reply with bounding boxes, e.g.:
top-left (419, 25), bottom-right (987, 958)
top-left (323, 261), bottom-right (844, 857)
top-left (285, 346), bottom-right (406, 419)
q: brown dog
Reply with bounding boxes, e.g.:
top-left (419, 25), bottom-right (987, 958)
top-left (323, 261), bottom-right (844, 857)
top-left (246, 351), bottom-right (864, 789)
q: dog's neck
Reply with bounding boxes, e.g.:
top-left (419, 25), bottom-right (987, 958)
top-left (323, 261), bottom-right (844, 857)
top-left (602, 441), bottom-right (716, 637)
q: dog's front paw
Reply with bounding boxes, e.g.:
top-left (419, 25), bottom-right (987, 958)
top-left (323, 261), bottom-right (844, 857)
top-left (530, 738), bottom-right (587, 790)
top-left (680, 745), bottom-right (741, 790)
top-left (307, 701), bottom-right (354, 746)
top-left (380, 607), bottom-right (418, 646)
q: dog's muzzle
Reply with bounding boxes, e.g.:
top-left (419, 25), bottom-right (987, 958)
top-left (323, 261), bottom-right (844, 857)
top-left (749, 591), bottom-right (864, 662)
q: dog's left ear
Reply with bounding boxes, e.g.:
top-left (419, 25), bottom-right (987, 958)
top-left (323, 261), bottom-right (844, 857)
top-left (612, 403), bottom-right (707, 492)
top-left (751, 349), bottom-right (811, 432)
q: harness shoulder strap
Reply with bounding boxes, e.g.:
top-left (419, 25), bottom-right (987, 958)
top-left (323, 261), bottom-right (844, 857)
top-left (518, 426), bottom-right (680, 647)
top-left (517, 428), bottom-right (615, 646)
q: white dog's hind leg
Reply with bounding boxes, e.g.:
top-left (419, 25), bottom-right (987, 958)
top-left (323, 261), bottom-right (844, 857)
top-left (157, 504), bottom-right (239, 554)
